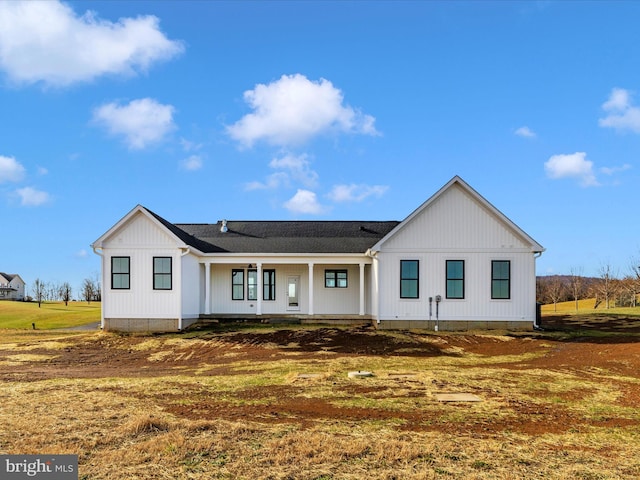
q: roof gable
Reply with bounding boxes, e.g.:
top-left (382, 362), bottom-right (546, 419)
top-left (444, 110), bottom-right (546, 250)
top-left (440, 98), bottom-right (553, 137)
top-left (372, 176), bottom-right (544, 252)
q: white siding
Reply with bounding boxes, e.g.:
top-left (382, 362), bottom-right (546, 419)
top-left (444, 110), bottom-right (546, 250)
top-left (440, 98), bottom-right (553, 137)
top-left (181, 253), bottom-right (200, 319)
top-left (101, 212), bottom-right (182, 319)
top-left (376, 183), bottom-right (538, 323)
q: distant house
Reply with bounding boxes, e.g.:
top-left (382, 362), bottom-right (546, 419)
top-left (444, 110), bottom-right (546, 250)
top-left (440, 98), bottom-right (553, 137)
top-left (92, 176), bottom-right (544, 332)
top-left (0, 273), bottom-right (26, 301)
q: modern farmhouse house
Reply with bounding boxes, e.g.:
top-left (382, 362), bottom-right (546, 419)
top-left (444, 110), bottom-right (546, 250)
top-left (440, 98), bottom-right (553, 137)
top-left (92, 176), bottom-right (544, 332)
top-left (0, 272), bottom-right (25, 301)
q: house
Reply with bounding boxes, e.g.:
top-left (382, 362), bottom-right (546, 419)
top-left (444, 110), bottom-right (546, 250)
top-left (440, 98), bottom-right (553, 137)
top-left (91, 176), bottom-right (544, 332)
top-left (0, 273), bottom-right (26, 301)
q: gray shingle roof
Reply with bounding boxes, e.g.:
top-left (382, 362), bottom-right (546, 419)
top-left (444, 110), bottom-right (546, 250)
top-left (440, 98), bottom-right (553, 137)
top-left (175, 221), bottom-right (400, 254)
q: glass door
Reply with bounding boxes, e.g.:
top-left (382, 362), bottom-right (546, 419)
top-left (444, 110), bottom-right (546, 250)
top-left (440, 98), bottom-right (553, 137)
top-left (287, 276), bottom-right (300, 310)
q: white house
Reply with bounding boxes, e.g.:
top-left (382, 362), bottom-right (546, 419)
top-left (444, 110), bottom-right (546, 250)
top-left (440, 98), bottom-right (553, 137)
top-left (92, 176), bottom-right (544, 332)
top-left (0, 273), bottom-right (25, 301)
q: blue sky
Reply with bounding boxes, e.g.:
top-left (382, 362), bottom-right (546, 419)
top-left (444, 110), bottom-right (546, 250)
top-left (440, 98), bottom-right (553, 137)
top-left (1, 1), bottom-right (639, 296)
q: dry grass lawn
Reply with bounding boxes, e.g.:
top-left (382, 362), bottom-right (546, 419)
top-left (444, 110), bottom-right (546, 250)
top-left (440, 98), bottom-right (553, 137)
top-left (1, 325), bottom-right (640, 479)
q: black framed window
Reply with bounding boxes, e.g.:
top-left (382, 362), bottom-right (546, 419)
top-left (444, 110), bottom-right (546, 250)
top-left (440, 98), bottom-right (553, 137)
top-left (325, 269), bottom-right (348, 288)
top-left (111, 257), bottom-right (130, 289)
top-left (153, 257), bottom-right (172, 290)
top-left (247, 269), bottom-right (258, 300)
top-left (232, 269), bottom-right (244, 300)
top-left (446, 260), bottom-right (464, 299)
top-left (263, 269), bottom-right (276, 301)
top-left (491, 260), bottom-right (511, 299)
top-left (400, 260), bottom-right (419, 298)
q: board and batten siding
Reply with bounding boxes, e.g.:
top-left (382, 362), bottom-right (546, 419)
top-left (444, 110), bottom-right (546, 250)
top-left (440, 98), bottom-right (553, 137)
top-left (375, 183), bottom-right (538, 324)
top-left (206, 263), bottom-right (367, 316)
top-left (101, 213), bottom-right (182, 320)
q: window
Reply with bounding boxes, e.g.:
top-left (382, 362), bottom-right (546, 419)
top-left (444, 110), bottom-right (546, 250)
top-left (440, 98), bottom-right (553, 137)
top-left (153, 257), bottom-right (172, 290)
top-left (232, 269), bottom-right (244, 300)
top-left (400, 260), bottom-right (419, 298)
top-left (263, 269), bottom-right (276, 301)
top-left (111, 257), bottom-right (130, 289)
top-left (446, 260), bottom-right (464, 299)
top-left (247, 269), bottom-right (258, 300)
top-left (325, 269), bottom-right (348, 288)
top-left (491, 260), bottom-right (511, 299)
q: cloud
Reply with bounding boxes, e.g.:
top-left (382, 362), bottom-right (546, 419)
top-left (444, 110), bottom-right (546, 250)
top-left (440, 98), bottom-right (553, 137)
top-left (0, 0), bottom-right (183, 87)
top-left (179, 155), bottom-right (203, 171)
top-left (245, 153), bottom-right (318, 191)
top-left (0, 155), bottom-right (26, 183)
top-left (599, 88), bottom-right (640, 134)
top-left (514, 126), bottom-right (536, 138)
top-left (600, 164), bottom-right (632, 176)
top-left (283, 189), bottom-right (326, 215)
top-left (544, 152), bottom-right (598, 187)
top-left (327, 184), bottom-right (389, 203)
top-left (15, 186), bottom-right (51, 206)
top-left (227, 74), bottom-right (379, 147)
top-left (93, 98), bottom-right (176, 149)
top-left (75, 249), bottom-right (88, 258)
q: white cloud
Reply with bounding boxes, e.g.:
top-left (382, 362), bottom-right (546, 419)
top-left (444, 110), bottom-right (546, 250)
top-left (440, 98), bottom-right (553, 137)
top-left (15, 186), bottom-right (50, 206)
top-left (328, 184), bottom-right (389, 203)
top-left (269, 153), bottom-right (318, 187)
top-left (93, 98), bottom-right (176, 149)
top-left (245, 172), bottom-right (289, 191)
top-left (0, 155), bottom-right (25, 183)
top-left (227, 74), bottom-right (379, 147)
top-left (599, 88), bottom-right (640, 134)
top-left (180, 155), bottom-right (203, 171)
top-left (600, 164), bottom-right (632, 176)
top-left (544, 152), bottom-right (598, 187)
top-left (514, 126), bottom-right (536, 138)
top-left (0, 0), bottom-right (183, 87)
top-left (283, 189), bottom-right (326, 215)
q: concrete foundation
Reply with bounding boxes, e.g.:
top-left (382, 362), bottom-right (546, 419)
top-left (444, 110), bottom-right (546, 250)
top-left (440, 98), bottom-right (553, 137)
top-left (103, 318), bottom-right (198, 333)
top-left (375, 319), bottom-right (533, 331)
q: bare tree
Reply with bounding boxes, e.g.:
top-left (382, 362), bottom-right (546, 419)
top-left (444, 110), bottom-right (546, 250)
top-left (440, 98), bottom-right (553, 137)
top-left (32, 278), bottom-right (45, 308)
top-left (540, 276), bottom-right (566, 312)
top-left (59, 282), bottom-right (72, 306)
top-left (568, 267), bottom-right (585, 313)
top-left (594, 262), bottom-right (618, 309)
top-left (81, 278), bottom-right (96, 304)
top-left (629, 253), bottom-right (640, 307)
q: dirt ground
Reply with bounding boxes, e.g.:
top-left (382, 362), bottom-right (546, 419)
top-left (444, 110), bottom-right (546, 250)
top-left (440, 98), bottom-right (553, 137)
top-left (2, 321), bottom-right (640, 439)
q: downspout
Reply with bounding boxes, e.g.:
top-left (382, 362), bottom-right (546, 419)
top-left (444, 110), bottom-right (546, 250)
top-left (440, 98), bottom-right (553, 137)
top-left (92, 246), bottom-right (105, 330)
top-left (177, 248), bottom-right (191, 331)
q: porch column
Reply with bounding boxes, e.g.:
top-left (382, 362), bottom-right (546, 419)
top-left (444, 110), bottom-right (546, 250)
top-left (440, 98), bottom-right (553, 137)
top-left (308, 262), bottom-right (314, 316)
top-left (204, 262), bottom-right (211, 315)
top-left (359, 262), bottom-right (366, 316)
top-left (256, 262), bottom-right (262, 315)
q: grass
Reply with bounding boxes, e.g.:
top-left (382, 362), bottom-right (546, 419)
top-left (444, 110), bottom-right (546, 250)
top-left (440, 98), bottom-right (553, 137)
top-left (542, 298), bottom-right (640, 317)
top-left (0, 300), bottom-right (100, 329)
top-left (1, 328), bottom-right (640, 479)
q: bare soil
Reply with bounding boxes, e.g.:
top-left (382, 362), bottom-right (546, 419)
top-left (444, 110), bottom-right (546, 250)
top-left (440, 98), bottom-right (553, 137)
top-left (2, 322), bottom-right (640, 438)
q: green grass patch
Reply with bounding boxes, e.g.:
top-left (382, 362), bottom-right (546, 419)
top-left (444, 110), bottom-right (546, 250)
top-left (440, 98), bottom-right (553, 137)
top-left (0, 301), bottom-right (100, 329)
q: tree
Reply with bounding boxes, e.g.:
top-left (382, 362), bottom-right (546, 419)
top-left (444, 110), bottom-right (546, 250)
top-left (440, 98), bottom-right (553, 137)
top-left (81, 277), bottom-right (97, 304)
top-left (568, 267), bottom-right (585, 313)
top-left (594, 262), bottom-right (618, 309)
top-left (539, 276), bottom-right (566, 312)
top-left (59, 282), bottom-right (72, 306)
top-left (32, 278), bottom-right (45, 308)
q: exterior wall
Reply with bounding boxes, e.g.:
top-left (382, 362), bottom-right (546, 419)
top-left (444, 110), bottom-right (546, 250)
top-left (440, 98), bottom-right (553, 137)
top-left (101, 213), bottom-right (182, 321)
top-left (181, 253), bottom-right (201, 319)
top-left (0, 276), bottom-right (25, 301)
top-left (206, 262), bottom-right (367, 316)
top-left (375, 184), bottom-right (538, 325)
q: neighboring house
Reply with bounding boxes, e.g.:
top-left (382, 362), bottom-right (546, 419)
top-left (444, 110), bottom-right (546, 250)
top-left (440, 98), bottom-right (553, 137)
top-left (92, 176), bottom-right (544, 332)
top-left (0, 273), bottom-right (26, 301)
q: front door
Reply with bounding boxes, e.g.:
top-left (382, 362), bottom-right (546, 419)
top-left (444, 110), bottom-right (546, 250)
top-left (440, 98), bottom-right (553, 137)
top-left (287, 276), bottom-right (300, 310)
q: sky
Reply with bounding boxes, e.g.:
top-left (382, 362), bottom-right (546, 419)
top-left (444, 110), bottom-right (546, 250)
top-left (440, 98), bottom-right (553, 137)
top-left (1, 1), bottom-right (640, 296)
